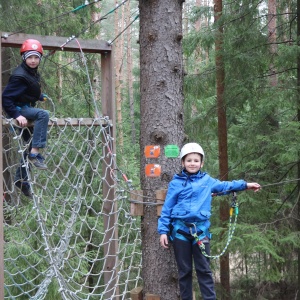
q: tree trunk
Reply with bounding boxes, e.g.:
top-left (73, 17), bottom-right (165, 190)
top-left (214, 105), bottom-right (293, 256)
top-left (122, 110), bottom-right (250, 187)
top-left (195, 0), bottom-right (201, 31)
top-left (126, 0), bottom-right (136, 145)
top-left (91, 2), bottom-right (102, 113)
top-left (115, 0), bottom-right (125, 147)
top-left (139, 0), bottom-right (185, 298)
top-left (214, 0), bottom-right (230, 299)
top-left (268, 0), bottom-right (277, 87)
top-left (266, 0), bottom-right (279, 130)
top-left (297, 0), bottom-right (300, 298)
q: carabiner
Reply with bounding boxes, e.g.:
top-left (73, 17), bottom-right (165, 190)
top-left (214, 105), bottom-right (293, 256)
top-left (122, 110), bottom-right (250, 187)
top-left (189, 223), bottom-right (198, 238)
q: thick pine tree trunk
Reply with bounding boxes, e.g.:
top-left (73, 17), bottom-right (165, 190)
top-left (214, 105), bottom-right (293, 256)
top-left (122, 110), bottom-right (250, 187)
top-left (139, 0), bottom-right (185, 298)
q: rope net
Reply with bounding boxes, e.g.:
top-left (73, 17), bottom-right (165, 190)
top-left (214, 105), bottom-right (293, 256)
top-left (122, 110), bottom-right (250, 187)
top-left (2, 44), bottom-right (142, 299)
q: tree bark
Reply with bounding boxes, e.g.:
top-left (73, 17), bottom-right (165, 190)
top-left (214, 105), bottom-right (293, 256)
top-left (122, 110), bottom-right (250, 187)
top-left (214, 0), bottom-right (230, 299)
top-left (266, 0), bottom-right (279, 130)
top-left (268, 0), bottom-right (277, 87)
top-left (91, 2), bottom-right (102, 113)
top-left (297, 0), bottom-right (300, 298)
top-left (139, 0), bottom-right (185, 298)
top-left (126, 0), bottom-right (136, 144)
top-left (115, 0), bottom-right (125, 147)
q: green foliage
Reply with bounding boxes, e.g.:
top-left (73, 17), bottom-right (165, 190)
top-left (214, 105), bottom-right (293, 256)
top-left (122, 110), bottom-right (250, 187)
top-left (183, 0), bottom-right (299, 296)
top-left (0, 0), bottom-right (101, 38)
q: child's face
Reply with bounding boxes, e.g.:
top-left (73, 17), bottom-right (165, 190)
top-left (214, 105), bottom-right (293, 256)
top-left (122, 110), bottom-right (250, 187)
top-left (182, 153), bottom-right (203, 173)
top-left (25, 55), bottom-right (40, 68)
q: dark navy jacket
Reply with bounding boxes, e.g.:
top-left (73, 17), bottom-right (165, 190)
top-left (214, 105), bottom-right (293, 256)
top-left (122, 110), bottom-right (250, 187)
top-left (2, 62), bottom-right (42, 119)
top-left (157, 170), bottom-right (247, 235)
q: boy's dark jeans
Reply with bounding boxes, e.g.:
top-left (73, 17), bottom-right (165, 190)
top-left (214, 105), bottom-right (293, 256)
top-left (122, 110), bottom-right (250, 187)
top-left (14, 127), bottom-right (32, 183)
top-left (173, 237), bottom-right (216, 300)
top-left (19, 106), bottom-right (49, 149)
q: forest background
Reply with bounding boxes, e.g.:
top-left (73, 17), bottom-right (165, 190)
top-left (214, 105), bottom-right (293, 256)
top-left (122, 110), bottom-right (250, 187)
top-left (0, 0), bottom-right (299, 299)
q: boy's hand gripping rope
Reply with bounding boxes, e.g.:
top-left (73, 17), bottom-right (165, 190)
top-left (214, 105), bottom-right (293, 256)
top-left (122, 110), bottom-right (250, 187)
top-left (190, 192), bottom-right (239, 259)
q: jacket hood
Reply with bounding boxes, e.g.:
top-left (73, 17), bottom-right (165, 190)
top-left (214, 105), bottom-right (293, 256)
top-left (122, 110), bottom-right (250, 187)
top-left (21, 61), bottom-right (39, 76)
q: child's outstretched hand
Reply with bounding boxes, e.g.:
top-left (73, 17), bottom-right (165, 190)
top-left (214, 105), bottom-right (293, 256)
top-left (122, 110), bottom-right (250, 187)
top-left (246, 182), bottom-right (261, 192)
top-left (160, 234), bottom-right (169, 249)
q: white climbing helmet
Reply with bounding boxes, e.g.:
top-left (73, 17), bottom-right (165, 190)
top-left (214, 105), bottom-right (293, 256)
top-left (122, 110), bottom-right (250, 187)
top-left (180, 143), bottom-right (205, 160)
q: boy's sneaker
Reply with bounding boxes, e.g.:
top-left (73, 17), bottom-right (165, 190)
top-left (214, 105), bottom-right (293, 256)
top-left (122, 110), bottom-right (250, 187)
top-left (28, 153), bottom-right (47, 170)
top-left (15, 181), bottom-right (33, 199)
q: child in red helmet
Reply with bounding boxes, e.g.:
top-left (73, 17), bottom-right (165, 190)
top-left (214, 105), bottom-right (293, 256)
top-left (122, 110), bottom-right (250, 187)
top-left (2, 39), bottom-right (50, 197)
top-left (158, 143), bottom-right (261, 300)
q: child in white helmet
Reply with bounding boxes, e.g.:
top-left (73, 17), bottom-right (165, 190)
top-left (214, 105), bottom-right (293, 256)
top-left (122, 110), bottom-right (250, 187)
top-left (158, 142), bottom-right (261, 300)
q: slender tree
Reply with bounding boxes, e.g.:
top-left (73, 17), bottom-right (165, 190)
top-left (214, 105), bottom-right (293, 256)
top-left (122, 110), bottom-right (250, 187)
top-left (115, 0), bottom-right (126, 147)
top-left (214, 0), bottom-right (231, 299)
top-left (268, 0), bottom-right (278, 87)
top-left (297, 0), bottom-right (300, 297)
top-left (126, 0), bottom-right (136, 145)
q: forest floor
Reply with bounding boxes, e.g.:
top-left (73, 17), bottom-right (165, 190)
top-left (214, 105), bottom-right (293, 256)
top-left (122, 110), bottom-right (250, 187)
top-left (229, 281), bottom-right (298, 300)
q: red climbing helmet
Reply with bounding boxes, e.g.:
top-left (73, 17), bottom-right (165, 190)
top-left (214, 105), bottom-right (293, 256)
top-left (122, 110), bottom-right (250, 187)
top-left (20, 39), bottom-right (43, 55)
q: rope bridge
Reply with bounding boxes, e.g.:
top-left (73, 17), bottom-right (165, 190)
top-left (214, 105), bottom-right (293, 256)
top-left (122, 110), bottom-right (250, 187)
top-left (1, 38), bottom-right (142, 299)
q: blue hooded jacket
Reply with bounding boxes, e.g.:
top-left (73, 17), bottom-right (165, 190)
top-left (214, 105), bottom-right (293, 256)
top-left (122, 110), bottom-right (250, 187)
top-left (157, 170), bottom-right (247, 235)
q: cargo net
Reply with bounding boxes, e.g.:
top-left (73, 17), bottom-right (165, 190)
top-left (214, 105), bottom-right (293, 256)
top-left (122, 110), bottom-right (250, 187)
top-left (2, 43), bottom-right (142, 300)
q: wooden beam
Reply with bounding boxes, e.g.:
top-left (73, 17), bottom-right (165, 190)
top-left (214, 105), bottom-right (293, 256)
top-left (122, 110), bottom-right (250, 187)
top-left (1, 32), bottom-right (112, 54)
top-left (156, 189), bottom-right (167, 216)
top-left (130, 286), bottom-right (143, 300)
top-left (145, 294), bottom-right (160, 300)
top-left (101, 49), bottom-right (115, 120)
top-left (100, 44), bottom-right (118, 299)
top-left (2, 117), bottom-right (110, 127)
top-left (130, 189), bottom-right (167, 217)
top-left (130, 190), bottom-right (144, 216)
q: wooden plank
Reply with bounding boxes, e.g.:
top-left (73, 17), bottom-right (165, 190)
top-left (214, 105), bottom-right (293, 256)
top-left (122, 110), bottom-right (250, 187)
top-left (1, 32), bottom-right (112, 54)
top-left (156, 189), bottom-right (167, 216)
top-left (145, 294), bottom-right (160, 300)
top-left (101, 49), bottom-right (115, 120)
top-left (130, 286), bottom-right (143, 300)
top-left (48, 118), bottom-right (109, 126)
top-left (100, 45), bottom-right (118, 299)
top-left (2, 117), bottom-right (110, 127)
top-left (130, 189), bottom-right (167, 216)
top-left (130, 190), bottom-right (144, 216)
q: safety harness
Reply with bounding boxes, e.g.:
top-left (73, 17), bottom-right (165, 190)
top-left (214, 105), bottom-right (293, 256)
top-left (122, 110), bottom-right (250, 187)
top-left (170, 192), bottom-right (239, 259)
top-left (170, 219), bottom-right (211, 243)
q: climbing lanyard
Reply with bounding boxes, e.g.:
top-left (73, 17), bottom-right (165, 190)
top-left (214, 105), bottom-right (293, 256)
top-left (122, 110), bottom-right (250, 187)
top-left (189, 192), bottom-right (239, 259)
